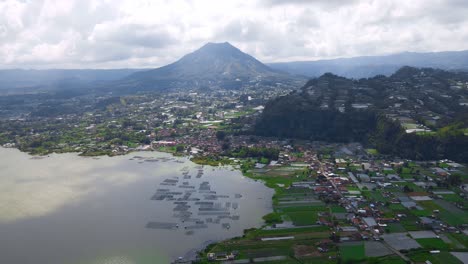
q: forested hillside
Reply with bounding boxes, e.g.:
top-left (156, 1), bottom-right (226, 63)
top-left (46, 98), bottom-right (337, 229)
top-left (255, 67), bottom-right (468, 161)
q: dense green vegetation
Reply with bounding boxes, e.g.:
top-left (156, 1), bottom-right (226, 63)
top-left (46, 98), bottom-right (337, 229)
top-left (255, 91), bottom-right (377, 142)
top-left (371, 116), bottom-right (468, 161)
top-left (256, 101), bottom-right (468, 162)
top-left (262, 212), bottom-right (283, 224)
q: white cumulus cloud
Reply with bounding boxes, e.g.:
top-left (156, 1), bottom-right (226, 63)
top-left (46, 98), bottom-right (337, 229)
top-left (0, 0), bottom-right (467, 68)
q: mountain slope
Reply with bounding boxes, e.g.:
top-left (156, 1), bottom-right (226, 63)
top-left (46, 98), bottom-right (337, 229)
top-left (268, 50), bottom-right (468, 78)
top-left (120, 42), bottom-right (294, 90)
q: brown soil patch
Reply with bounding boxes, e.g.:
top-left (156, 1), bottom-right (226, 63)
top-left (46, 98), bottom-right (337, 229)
top-left (293, 245), bottom-right (322, 258)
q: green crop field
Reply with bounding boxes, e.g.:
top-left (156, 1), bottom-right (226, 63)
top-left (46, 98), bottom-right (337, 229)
top-left (252, 226), bottom-right (330, 237)
top-left (366, 148), bottom-right (379, 155)
top-left (282, 211), bottom-right (318, 226)
top-left (339, 243), bottom-right (365, 262)
top-left (330, 205), bottom-right (347, 213)
top-left (280, 206), bottom-right (327, 212)
top-left (386, 223), bottom-right (406, 233)
top-left (419, 200), bottom-right (468, 226)
top-left (441, 194), bottom-right (464, 203)
top-left (400, 214), bottom-right (423, 231)
top-left (376, 256), bottom-right (407, 264)
top-left (447, 233), bottom-right (468, 248)
top-left (402, 167), bottom-right (412, 174)
top-left (388, 204), bottom-right (406, 210)
top-left (408, 250), bottom-right (463, 264)
top-left (416, 238), bottom-right (450, 250)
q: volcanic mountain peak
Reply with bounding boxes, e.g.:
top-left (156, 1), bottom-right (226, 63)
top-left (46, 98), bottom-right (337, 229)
top-left (125, 42), bottom-right (281, 86)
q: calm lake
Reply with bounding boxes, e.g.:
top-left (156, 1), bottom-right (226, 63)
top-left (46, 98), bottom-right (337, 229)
top-left (0, 148), bottom-right (273, 264)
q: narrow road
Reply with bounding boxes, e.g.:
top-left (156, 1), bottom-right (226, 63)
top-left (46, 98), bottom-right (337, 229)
top-left (318, 159), bottom-right (343, 197)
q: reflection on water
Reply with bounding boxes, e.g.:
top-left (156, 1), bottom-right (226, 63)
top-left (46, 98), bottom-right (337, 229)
top-left (0, 148), bottom-right (273, 264)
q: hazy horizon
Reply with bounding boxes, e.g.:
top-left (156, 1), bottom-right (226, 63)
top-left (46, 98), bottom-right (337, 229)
top-left (2, 44), bottom-right (468, 71)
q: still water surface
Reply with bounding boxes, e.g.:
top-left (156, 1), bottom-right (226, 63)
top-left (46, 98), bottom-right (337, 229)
top-left (0, 148), bottom-right (273, 264)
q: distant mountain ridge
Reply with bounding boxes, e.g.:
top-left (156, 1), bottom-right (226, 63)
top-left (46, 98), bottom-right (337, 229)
top-left (268, 50), bottom-right (468, 78)
top-left (3, 45), bottom-right (468, 92)
top-left (119, 42), bottom-right (294, 90)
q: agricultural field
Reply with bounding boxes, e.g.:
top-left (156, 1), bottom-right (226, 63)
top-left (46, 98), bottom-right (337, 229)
top-left (385, 223), bottom-right (406, 233)
top-left (415, 238), bottom-right (451, 250)
top-left (440, 194), bottom-right (465, 203)
top-left (407, 250), bottom-right (463, 264)
top-left (330, 205), bottom-right (347, 213)
top-left (280, 206), bottom-right (323, 226)
top-left (447, 233), bottom-right (468, 248)
top-left (419, 200), bottom-right (468, 226)
top-left (203, 224), bottom-right (337, 263)
top-left (339, 243), bottom-right (365, 262)
top-left (199, 156), bottom-right (467, 264)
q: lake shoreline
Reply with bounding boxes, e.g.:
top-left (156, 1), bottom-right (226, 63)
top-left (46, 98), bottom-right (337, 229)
top-left (0, 147), bottom-right (274, 264)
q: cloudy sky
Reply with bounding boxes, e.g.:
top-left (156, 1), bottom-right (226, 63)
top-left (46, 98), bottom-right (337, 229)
top-left (1, 0), bottom-right (467, 69)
